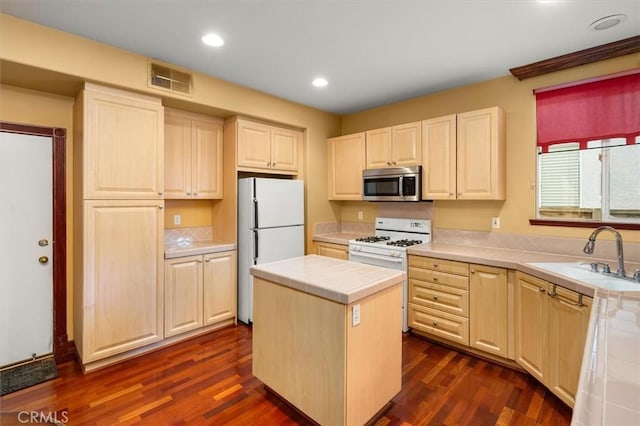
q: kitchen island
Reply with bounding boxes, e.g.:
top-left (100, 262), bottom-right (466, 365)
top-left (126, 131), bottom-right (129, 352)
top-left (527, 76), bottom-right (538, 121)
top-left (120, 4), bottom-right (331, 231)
top-left (250, 255), bottom-right (404, 426)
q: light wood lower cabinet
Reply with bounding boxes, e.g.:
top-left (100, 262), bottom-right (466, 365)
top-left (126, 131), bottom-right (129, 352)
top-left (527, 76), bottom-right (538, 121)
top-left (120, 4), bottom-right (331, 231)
top-left (165, 251), bottom-right (237, 338)
top-left (469, 264), bottom-right (508, 357)
top-left (76, 200), bottom-right (164, 363)
top-left (408, 256), bottom-right (470, 345)
top-left (515, 272), bottom-right (592, 407)
top-left (409, 256), bottom-right (510, 360)
top-left (315, 241), bottom-right (349, 260)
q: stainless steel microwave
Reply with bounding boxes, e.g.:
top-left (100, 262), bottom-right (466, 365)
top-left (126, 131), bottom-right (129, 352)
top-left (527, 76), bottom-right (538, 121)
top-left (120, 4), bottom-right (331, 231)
top-left (362, 166), bottom-right (421, 201)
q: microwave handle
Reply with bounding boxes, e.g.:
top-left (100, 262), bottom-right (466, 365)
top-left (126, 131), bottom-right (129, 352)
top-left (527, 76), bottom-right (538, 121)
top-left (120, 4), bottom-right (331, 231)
top-left (399, 176), bottom-right (404, 198)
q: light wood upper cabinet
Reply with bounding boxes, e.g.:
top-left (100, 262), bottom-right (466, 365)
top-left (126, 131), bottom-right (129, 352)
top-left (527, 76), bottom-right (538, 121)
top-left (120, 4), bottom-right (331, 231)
top-left (469, 264), bottom-right (508, 358)
top-left (327, 132), bottom-right (366, 200)
top-left (365, 122), bottom-right (421, 169)
top-left (421, 107), bottom-right (505, 200)
top-left (164, 109), bottom-right (223, 199)
top-left (77, 83), bottom-right (164, 199)
top-left (456, 107), bottom-right (506, 200)
top-left (422, 114), bottom-right (457, 199)
top-left (236, 119), bottom-right (301, 174)
top-left (78, 199), bottom-right (164, 363)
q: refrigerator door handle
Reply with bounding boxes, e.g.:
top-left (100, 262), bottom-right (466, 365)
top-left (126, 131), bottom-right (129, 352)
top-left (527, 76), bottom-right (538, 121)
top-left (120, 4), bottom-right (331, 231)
top-left (253, 197), bottom-right (259, 229)
top-left (253, 230), bottom-right (259, 263)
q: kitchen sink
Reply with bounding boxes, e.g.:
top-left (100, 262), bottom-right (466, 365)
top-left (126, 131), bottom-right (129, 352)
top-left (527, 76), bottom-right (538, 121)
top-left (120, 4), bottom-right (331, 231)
top-left (527, 262), bottom-right (640, 292)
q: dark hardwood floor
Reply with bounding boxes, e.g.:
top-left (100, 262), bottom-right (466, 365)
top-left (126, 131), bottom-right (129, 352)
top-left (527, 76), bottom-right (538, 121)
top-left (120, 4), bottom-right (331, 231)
top-left (0, 325), bottom-right (572, 425)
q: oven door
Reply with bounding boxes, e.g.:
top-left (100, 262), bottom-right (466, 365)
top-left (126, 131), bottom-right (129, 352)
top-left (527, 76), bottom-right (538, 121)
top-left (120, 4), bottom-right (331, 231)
top-left (349, 250), bottom-right (404, 270)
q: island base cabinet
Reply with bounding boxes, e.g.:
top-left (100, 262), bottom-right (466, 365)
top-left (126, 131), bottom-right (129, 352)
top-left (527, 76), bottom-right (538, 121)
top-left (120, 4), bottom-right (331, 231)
top-left (252, 277), bottom-right (402, 426)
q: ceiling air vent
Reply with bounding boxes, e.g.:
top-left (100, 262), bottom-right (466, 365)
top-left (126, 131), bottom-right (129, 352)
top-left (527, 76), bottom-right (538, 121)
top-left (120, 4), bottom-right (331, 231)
top-left (149, 63), bottom-right (192, 95)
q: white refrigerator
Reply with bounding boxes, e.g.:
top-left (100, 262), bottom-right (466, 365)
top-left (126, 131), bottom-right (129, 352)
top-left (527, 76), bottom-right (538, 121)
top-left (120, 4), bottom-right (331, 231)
top-left (237, 177), bottom-right (305, 323)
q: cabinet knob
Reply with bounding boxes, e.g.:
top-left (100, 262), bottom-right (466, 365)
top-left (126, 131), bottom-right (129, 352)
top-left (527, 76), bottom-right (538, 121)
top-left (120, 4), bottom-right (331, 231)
top-left (158, 206), bottom-right (164, 209)
top-left (272, 163), bottom-right (276, 167)
top-left (433, 276), bottom-right (438, 281)
top-left (197, 259), bottom-right (203, 263)
top-left (194, 192), bottom-right (198, 196)
top-left (432, 321), bottom-right (438, 327)
top-left (470, 269), bottom-right (475, 274)
top-left (186, 192), bottom-right (191, 196)
top-left (392, 161), bottom-right (396, 165)
top-left (539, 287), bottom-right (546, 293)
top-left (449, 192), bottom-right (454, 196)
top-left (457, 192), bottom-right (462, 196)
top-left (158, 192), bottom-right (163, 196)
top-left (433, 295), bottom-right (438, 300)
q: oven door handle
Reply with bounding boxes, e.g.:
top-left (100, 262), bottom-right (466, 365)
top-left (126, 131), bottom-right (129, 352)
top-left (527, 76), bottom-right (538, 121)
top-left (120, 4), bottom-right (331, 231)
top-left (399, 176), bottom-right (404, 198)
top-left (350, 251), bottom-right (405, 264)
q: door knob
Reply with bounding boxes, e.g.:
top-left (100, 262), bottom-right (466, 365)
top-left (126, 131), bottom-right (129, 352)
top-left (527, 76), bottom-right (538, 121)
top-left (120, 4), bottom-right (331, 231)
top-left (38, 256), bottom-right (49, 264)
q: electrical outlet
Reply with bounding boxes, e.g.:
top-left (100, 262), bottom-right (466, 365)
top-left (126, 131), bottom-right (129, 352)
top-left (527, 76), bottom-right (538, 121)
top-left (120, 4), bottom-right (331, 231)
top-left (173, 214), bottom-right (181, 225)
top-left (357, 211), bottom-right (363, 220)
top-left (352, 304), bottom-right (361, 326)
top-left (491, 217), bottom-right (500, 229)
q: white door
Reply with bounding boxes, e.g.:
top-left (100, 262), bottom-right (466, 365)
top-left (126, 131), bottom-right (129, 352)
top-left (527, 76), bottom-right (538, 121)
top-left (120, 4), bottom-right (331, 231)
top-left (0, 131), bottom-right (53, 366)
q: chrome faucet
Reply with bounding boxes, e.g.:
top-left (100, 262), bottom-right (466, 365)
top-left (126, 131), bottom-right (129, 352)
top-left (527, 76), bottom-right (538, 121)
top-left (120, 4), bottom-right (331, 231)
top-left (583, 226), bottom-right (626, 278)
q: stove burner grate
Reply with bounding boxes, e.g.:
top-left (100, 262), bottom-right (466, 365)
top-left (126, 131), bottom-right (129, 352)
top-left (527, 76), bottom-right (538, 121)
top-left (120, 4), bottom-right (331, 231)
top-left (355, 236), bottom-right (391, 243)
top-left (386, 239), bottom-right (423, 247)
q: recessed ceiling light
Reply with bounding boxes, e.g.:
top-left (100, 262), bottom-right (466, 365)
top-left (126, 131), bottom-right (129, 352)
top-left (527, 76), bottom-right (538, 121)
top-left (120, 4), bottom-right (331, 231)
top-left (312, 77), bottom-right (328, 88)
top-left (202, 33), bottom-right (224, 47)
top-left (589, 14), bottom-right (627, 31)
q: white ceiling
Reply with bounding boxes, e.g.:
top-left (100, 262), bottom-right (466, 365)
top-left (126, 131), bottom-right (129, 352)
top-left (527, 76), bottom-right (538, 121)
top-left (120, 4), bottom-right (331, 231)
top-left (1, 0), bottom-right (638, 114)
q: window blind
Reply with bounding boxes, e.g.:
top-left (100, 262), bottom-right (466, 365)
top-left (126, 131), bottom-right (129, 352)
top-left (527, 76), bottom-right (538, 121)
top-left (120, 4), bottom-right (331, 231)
top-left (535, 71), bottom-right (640, 153)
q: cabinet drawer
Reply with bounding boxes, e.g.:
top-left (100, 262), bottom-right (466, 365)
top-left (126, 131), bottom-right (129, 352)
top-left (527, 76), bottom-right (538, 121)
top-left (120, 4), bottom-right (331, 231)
top-left (409, 255), bottom-right (469, 276)
top-left (409, 279), bottom-right (469, 317)
top-left (408, 266), bottom-right (469, 291)
top-left (408, 304), bottom-right (469, 345)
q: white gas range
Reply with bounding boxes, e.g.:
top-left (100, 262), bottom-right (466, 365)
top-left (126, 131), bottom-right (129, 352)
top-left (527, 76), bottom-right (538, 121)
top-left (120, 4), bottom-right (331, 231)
top-left (348, 217), bottom-right (431, 332)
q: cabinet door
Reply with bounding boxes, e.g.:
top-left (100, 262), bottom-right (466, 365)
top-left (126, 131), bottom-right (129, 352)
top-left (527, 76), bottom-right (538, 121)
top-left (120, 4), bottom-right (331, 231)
top-left (456, 107), bottom-right (505, 200)
top-left (237, 120), bottom-right (271, 169)
top-left (548, 287), bottom-right (592, 407)
top-left (315, 242), bottom-right (349, 260)
top-left (421, 115), bottom-right (456, 200)
top-left (164, 111), bottom-right (192, 198)
top-left (82, 200), bottom-right (164, 362)
top-left (192, 117), bottom-right (223, 199)
top-left (515, 272), bottom-right (548, 382)
top-left (327, 133), bottom-right (366, 200)
top-left (271, 127), bottom-right (300, 173)
top-left (391, 122), bottom-right (421, 167)
top-left (164, 255), bottom-right (203, 337)
top-left (365, 127), bottom-right (392, 169)
top-left (203, 251), bottom-right (237, 326)
top-left (82, 85), bottom-right (164, 199)
top-left (469, 264), bottom-right (508, 357)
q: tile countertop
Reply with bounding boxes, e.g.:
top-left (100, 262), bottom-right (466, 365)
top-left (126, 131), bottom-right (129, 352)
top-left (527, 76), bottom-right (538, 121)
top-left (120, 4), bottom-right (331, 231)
top-left (164, 241), bottom-right (236, 259)
top-left (313, 232), bottom-right (370, 245)
top-left (249, 254), bottom-right (404, 305)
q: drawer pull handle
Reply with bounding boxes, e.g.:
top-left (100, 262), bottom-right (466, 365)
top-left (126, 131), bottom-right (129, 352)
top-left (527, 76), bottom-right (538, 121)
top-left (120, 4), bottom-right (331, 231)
top-left (432, 321), bottom-right (438, 326)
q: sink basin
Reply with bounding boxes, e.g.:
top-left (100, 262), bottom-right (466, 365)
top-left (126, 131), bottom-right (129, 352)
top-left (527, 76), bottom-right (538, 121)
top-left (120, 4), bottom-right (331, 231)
top-left (527, 262), bottom-right (640, 292)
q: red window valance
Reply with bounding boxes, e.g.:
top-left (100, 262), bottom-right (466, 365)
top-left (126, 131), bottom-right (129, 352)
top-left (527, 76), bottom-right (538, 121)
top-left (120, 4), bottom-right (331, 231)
top-left (536, 71), bottom-right (640, 153)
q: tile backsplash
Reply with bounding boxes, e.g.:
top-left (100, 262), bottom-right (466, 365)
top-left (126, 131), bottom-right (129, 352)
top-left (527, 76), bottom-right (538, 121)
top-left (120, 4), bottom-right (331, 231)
top-left (433, 228), bottom-right (640, 265)
top-left (165, 226), bottom-right (213, 246)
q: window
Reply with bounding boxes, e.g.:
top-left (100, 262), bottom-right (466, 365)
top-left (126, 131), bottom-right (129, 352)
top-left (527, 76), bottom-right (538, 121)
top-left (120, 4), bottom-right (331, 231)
top-left (535, 71), bottom-right (640, 224)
